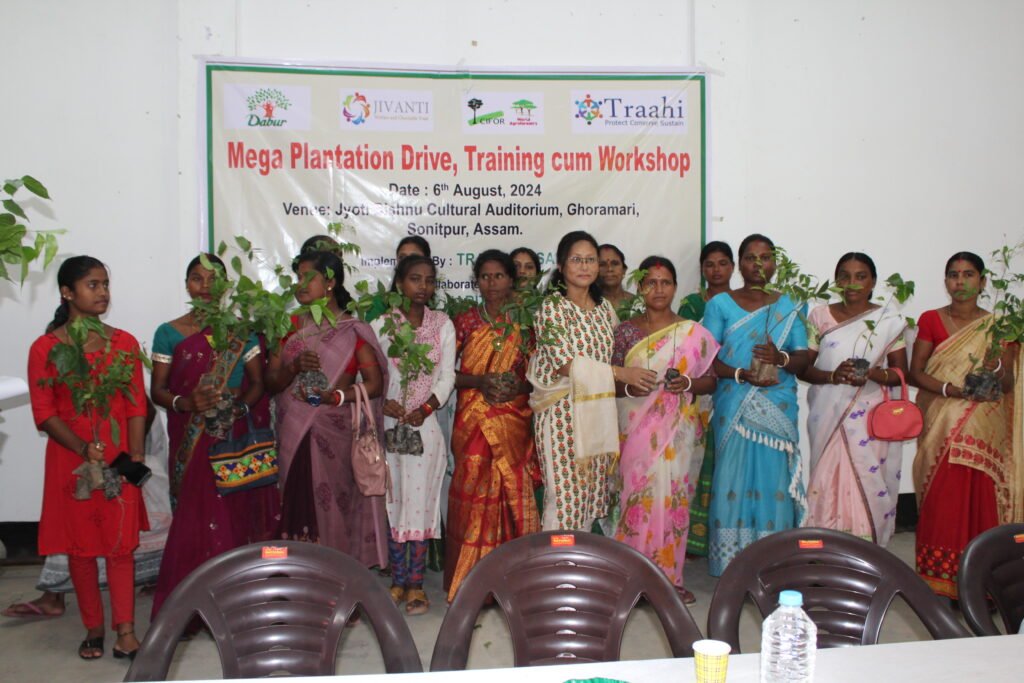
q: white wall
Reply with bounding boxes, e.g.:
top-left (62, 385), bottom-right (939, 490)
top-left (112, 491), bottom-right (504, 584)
top-left (2, 0), bottom-right (1022, 520)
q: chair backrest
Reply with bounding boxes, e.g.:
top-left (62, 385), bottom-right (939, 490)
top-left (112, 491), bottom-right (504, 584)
top-left (429, 531), bottom-right (703, 671)
top-left (124, 541), bottom-right (421, 681)
top-left (707, 528), bottom-right (969, 651)
top-left (958, 523), bottom-right (1024, 636)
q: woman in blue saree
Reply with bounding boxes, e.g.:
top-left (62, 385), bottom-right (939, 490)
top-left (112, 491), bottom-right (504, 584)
top-left (702, 234), bottom-right (810, 576)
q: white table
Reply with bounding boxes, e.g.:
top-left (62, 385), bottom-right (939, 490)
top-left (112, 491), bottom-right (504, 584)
top-left (177, 634), bottom-right (1022, 682)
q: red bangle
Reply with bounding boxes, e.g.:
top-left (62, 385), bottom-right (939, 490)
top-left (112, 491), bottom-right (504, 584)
top-left (421, 402), bottom-right (434, 416)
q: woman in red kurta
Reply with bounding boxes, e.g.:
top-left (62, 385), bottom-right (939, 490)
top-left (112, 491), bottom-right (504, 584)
top-left (27, 256), bottom-right (148, 660)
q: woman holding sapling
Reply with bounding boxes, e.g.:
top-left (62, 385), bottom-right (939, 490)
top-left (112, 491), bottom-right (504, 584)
top-left (702, 234), bottom-right (809, 576)
top-left (611, 256), bottom-right (719, 604)
top-left (372, 255), bottom-right (456, 615)
top-left (528, 231), bottom-right (656, 532)
top-left (28, 256), bottom-right (148, 659)
top-left (445, 249), bottom-right (540, 601)
top-left (677, 240), bottom-right (734, 558)
top-left (909, 251), bottom-right (1021, 599)
top-left (800, 253), bottom-right (909, 546)
top-left (265, 250), bottom-right (389, 568)
top-left (149, 254), bottom-right (279, 620)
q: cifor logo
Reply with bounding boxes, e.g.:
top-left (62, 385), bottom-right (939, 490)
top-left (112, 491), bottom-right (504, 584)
top-left (246, 88), bottom-right (291, 127)
top-left (574, 93), bottom-right (603, 125)
top-left (342, 92), bottom-right (371, 125)
top-left (466, 98), bottom-right (504, 126)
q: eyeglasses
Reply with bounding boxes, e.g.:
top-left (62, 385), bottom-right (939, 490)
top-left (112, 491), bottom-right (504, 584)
top-left (568, 256), bottom-right (598, 266)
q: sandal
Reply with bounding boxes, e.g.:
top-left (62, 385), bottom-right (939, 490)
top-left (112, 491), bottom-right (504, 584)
top-left (405, 588), bottom-right (430, 616)
top-left (78, 636), bottom-right (104, 660)
top-left (676, 587), bottom-right (697, 606)
top-left (389, 585), bottom-right (406, 606)
top-left (112, 629), bottom-right (139, 660)
top-left (2, 600), bottom-right (63, 618)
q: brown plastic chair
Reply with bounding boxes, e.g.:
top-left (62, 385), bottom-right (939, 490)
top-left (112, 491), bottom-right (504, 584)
top-left (958, 523), bottom-right (1024, 636)
top-left (707, 528), bottom-right (969, 651)
top-left (429, 531), bottom-right (703, 671)
top-left (124, 541), bottom-right (422, 680)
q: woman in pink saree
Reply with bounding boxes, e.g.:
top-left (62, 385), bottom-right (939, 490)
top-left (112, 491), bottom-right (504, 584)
top-left (801, 253), bottom-right (909, 546)
top-left (265, 250), bottom-right (390, 568)
top-left (149, 254), bottom-right (279, 618)
top-left (611, 257), bottom-right (719, 604)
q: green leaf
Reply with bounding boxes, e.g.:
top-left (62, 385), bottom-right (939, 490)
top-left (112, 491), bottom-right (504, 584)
top-left (110, 419), bottom-right (121, 446)
top-left (217, 241), bottom-right (228, 257)
top-left (235, 235), bottom-right (252, 253)
top-left (0, 213), bottom-right (15, 227)
top-left (21, 175), bottom-right (49, 199)
top-left (3, 179), bottom-right (23, 195)
top-left (2, 199), bottom-right (27, 220)
top-left (43, 233), bottom-right (58, 269)
top-left (231, 255), bottom-right (243, 275)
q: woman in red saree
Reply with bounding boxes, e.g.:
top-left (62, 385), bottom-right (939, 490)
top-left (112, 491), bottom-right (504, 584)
top-left (265, 250), bottom-right (389, 567)
top-left (910, 251), bottom-right (1022, 598)
top-left (445, 250), bottom-right (540, 601)
top-left (149, 254), bottom-right (279, 618)
top-left (28, 256), bottom-right (148, 659)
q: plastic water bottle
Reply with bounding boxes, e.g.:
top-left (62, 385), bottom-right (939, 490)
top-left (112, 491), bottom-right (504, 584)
top-left (759, 589), bottom-right (817, 682)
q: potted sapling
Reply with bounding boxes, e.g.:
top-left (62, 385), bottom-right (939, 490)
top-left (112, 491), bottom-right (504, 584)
top-left (753, 247), bottom-right (834, 384)
top-left (847, 273), bottom-right (917, 381)
top-left (40, 317), bottom-right (153, 495)
top-left (963, 241), bottom-right (1024, 401)
top-left (348, 283), bottom-right (435, 454)
top-left (189, 237), bottom-right (302, 437)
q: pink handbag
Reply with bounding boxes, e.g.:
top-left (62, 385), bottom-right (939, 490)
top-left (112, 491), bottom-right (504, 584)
top-left (867, 368), bottom-right (923, 441)
top-left (351, 383), bottom-right (389, 497)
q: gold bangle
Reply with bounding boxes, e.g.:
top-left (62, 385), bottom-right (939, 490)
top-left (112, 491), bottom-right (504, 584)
top-left (829, 370), bottom-right (837, 384)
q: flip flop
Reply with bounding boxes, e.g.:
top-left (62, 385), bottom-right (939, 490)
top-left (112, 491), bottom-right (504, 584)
top-left (1, 601), bottom-right (62, 618)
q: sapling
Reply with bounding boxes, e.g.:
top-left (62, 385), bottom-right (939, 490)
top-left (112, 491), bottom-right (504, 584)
top-left (963, 241), bottom-right (1024, 401)
top-left (847, 274), bottom-right (916, 380)
top-left (754, 247), bottom-right (835, 383)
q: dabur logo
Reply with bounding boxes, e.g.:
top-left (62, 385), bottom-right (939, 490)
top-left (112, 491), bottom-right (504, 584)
top-left (574, 93), bottom-right (603, 125)
top-left (466, 98), bottom-right (504, 126)
top-left (342, 92), bottom-right (371, 125)
top-left (246, 88), bottom-right (291, 127)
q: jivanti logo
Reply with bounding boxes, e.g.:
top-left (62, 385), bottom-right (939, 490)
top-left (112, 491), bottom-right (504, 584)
top-left (342, 92), bottom-right (371, 125)
top-left (246, 88), bottom-right (291, 127)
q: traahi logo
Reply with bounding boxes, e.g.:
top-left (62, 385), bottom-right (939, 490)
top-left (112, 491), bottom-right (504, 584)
top-left (574, 93), bottom-right (603, 125)
top-left (246, 88), bottom-right (291, 127)
top-left (342, 92), bottom-right (371, 125)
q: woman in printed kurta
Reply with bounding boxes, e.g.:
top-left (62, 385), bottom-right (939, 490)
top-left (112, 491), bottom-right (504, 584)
top-left (445, 250), bottom-right (540, 601)
top-left (677, 241), bottom-right (734, 557)
top-left (611, 257), bottom-right (719, 605)
top-left (801, 253), bottom-right (909, 546)
top-left (528, 231), bottom-right (658, 531)
top-left (703, 235), bottom-right (810, 577)
top-left (28, 256), bottom-right (148, 659)
top-left (372, 255), bottom-right (456, 615)
top-left (909, 252), bottom-right (1021, 598)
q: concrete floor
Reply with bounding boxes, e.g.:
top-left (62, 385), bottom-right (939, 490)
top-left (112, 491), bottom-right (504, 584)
top-left (0, 531), bottom-right (948, 681)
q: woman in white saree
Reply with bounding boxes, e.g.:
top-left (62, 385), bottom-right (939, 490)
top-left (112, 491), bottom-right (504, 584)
top-left (801, 253), bottom-right (909, 546)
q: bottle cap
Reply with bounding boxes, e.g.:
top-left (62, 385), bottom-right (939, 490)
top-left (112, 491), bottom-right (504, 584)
top-left (779, 590), bottom-right (803, 607)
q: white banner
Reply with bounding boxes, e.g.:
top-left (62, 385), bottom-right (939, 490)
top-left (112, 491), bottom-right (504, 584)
top-left (204, 62), bottom-right (706, 297)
